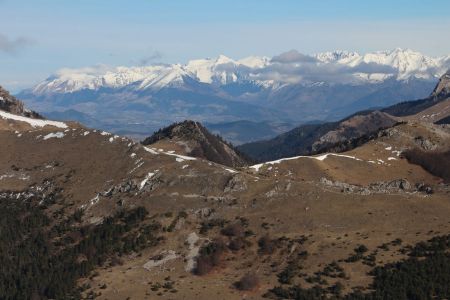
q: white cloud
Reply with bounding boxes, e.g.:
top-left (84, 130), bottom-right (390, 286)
top-left (0, 33), bottom-right (34, 55)
top-left (53, 65), bottom-right (114, 79)
top-left (244, 51), bottom-right (399, 85)
top-left (271, 50), bottom-right (318, 63)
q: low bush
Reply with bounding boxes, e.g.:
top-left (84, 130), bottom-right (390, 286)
top-left (194, 238), bottom-right (227, 275)
top-left (229, 237), bottom-right (246, 251)
top-left (278, 264), bottom-right (298, 284)
top-left (221, 223), bottom-right (244, 237)
top-left (258, 235), bottom-right (276, 255)
top-left (235, 273), bottom-right (259, 291)
top-left (199, 218), bottom-right (227, 234)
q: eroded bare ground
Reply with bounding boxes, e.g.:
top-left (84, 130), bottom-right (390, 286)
top-left (1, 117), bottom-right (450, 299)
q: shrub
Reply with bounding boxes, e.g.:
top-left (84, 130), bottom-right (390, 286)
top-left (194, 238), bottom-right (227, 275)
top-left (278, 264), bottom-right (298, 284)
top-left (229, 237), bottom-right (245, 251)
top-left (199, 218), bottom-right (227, 234)
top-left (235, 273), bottom-right (259, 291)
top-left (72, 209), bottom-right (84, 223)
top-left (354, 244), bottom-right (368, 254)
top-left (391, 238), bottom-right (403, 246)
top-left (258, 235), bottom-right (276, 255)
top-left (221, 223), bottom-right (244, 237)
top-left (321, 261), bottom-right (346, 278)
top-left (195, 256), bottom-right (213, 275)
top-left (329, 282), bottom-right (343, 296)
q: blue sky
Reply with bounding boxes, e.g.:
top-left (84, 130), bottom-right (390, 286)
top-left (1, 0), bottom-right (450, 92)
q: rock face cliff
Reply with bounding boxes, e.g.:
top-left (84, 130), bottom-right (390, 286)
top-left (431, 69), bottom-right (450, 98)
top-left (383, 71), bottom-right (450, 117)
top-left (0, 85), bottom-right (41, 118)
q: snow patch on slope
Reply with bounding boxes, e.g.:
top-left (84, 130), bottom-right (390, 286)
top-left (249, 153), bottom-right (363, 172)
top-left (43, 132), bottom-right (65, 140)
top-left (0, 110), bottom-right (68, 128)
top-left (143, 146), bottom-right (197, 161)
top-left (140, 172), bottom-right (156, 190)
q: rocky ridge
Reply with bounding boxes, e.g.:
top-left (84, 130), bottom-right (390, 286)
top-left (0, 85), bottom-right (41, 118)
top-left (142, 120), bottom-right (251, 168)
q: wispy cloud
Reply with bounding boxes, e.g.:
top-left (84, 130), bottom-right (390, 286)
top-left (54, 64), bottom-right (114, 79)
top-left (137, 51), bottom-right (163, 66)
top-left (243, 50), bottom-right (402, 85)
top-left (0, 33), bottom-right (34, 55)
top-left (271, 50), bottom-right (318, 63)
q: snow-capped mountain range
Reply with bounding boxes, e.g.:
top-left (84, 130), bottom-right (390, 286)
top-left (29, 48), bottom-right (450, 95)
top-left (17, 48), bottom-right (449, 143)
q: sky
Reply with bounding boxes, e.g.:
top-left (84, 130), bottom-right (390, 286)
top-left (1, 0), bottom-right (450, 92)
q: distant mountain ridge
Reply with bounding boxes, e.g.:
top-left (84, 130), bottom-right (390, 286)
top-left (25, 49), bottom-right (450, 94)
top-left (17, 49), bottom-right (450, 141)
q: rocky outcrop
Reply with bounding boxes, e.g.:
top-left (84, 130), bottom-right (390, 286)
top-left (383, 71), bottom-right (450, 118)
top-left (431, 69), bottom-right (450, 98)
top-left (320, 177), bottom-right (420, 195)
top-left (311, 111), bottom-right (397, 152)
top-left (414, 136), bottom-right (438, 151)
top-left (142, 120), bottom-right (251, 168)
top-left (0, 85), bottom-right (41, 118)
top-left (223, 174), bottom-right (247, 193)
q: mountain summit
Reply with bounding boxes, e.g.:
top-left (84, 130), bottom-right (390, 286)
top-left (142, 120), bottom-right (251, 168)
top-left (432, 69), bottom-right (450, 98)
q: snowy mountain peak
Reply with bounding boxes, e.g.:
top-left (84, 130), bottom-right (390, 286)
top-left (137, 64), bottom-right (192, 90)
top-left (215, 54), bottom-right (234, 64)
top-left (315, 50), bottom-right (360, 63)
top-left (27, 49), bottom-right (450, 95)
top-left (360, 48), bottom-right (441, 80)
top-left (238, 56), bottom-right (270, 68)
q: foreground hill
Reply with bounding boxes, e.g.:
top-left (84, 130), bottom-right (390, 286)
top-left (1, 84), bottom-right (450, 299)
top-left (142, 120), bottom-right (251, 167)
